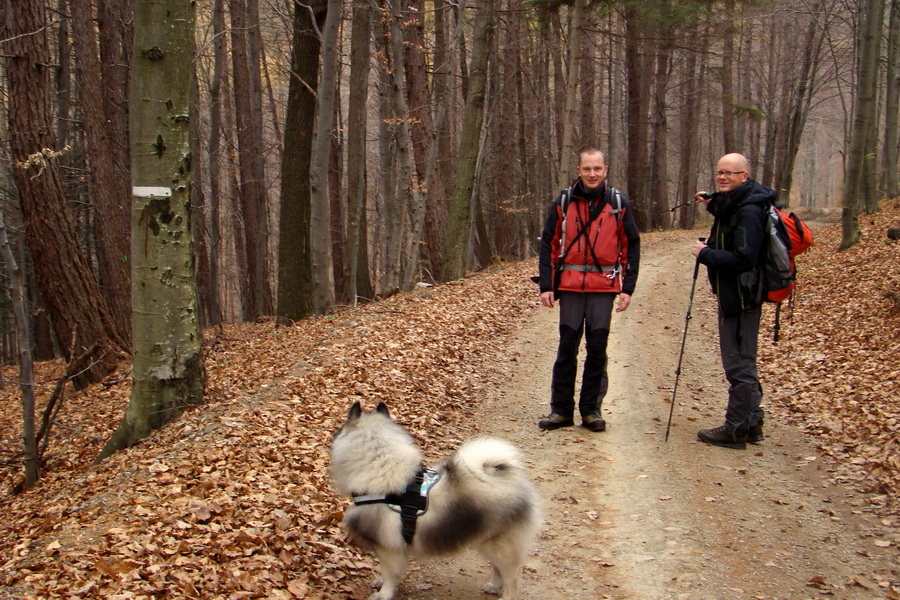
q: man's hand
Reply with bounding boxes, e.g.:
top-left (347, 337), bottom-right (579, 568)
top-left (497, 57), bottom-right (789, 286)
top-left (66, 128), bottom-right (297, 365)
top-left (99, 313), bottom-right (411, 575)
top-left (692, 239), bottom-right (707, 258)
top-left (616, 293), bottom-right (631, 312)
top-left (540, 291), bottom-right (555, 308)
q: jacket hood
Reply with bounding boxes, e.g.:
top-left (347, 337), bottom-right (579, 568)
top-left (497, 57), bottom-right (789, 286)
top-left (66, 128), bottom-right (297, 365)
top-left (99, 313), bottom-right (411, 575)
top-left (710, 178), bottom-right (776, 217)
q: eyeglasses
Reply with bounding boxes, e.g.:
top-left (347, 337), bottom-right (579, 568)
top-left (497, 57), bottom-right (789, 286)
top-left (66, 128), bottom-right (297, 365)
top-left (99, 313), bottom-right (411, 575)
top-left (715, 170), bottom-right (746, 177)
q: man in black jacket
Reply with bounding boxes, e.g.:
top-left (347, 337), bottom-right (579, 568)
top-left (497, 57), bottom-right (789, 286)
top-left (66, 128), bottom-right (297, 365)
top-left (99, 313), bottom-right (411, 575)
top-left (691, 153), bottom-right (772, 449)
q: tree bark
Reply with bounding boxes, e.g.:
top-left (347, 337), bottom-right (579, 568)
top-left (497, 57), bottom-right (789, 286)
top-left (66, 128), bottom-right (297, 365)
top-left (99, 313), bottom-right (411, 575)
top-left (650, 37), bottom-right (671, 229)
top-left (882, 0), bottom-right (900, 199)
top-left (0, 213), bottom-right (38, 489)
top-left (624, 6), bottom-right (650, 230)
top-left (310, 0), bottom-right (342, 312)
top-left (346, 0), bottom-right (374, 304)
top-left (203, 0), bottom-right (227, 327)
top-left (841, 0), bottom-right (884, 249)
top-left (246, 0), bottom-right (273, 315)
top-left (557, 0), bottom-right (584, 190)
top-left (404, 0), bottom-right (449, 284)
top-left (70, 0), bottom-right (132, 344)
top-left (277, 0), bottom-right (326, 321)
top-left (442, 0), bottom-right (495, 281)
top-left (230, 0), bottom-right (263, 319)
top-left (720, 0), bottom-right (737, 152)
top-left (97, 0), bottom-right (204, 462)
top-left (5, 0), bottom-right (127, 388)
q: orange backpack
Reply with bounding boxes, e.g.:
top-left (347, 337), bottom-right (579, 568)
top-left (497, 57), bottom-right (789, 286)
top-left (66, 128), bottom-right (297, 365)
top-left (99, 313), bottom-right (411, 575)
top-left (764, 203), bottom-right (813, 304)
top-left (763, 203), bottom-right (813, 342)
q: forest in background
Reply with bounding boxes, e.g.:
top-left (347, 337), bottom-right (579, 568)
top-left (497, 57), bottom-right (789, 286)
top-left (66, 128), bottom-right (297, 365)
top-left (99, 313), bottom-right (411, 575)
top-left (0, 0), bottom-right (898, 473)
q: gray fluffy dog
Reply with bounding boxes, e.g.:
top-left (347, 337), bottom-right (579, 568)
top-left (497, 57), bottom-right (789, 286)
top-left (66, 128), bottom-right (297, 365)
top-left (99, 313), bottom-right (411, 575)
top-left (330, 401), bottom-right (541, 600)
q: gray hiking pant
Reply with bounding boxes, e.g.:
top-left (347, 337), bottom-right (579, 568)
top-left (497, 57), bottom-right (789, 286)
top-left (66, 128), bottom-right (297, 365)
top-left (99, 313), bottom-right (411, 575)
top-left (718, 305), bottom-right (764, 433)
top-left (550, 292), bottom-right (615, 418)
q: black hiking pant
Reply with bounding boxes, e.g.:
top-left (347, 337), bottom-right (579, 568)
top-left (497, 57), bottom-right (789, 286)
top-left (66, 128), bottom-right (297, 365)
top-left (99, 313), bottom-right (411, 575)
top-left (718, 305), bottom-right (764, 433)
top-left (550, 292), bottom-right (615, 418)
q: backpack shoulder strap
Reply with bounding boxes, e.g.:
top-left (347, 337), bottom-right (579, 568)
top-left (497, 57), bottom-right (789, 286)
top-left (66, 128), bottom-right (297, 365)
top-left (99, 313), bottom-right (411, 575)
top-left (558, 187), bottom-right (571, 257)
top-left (607, 186), bottom-right (623, 222)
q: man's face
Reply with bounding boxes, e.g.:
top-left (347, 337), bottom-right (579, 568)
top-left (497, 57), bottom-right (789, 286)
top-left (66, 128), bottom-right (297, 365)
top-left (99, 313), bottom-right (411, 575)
top-left (577, 153), bottom-right (608, 190)
top-left (715, 157), bottom-right (749, 193)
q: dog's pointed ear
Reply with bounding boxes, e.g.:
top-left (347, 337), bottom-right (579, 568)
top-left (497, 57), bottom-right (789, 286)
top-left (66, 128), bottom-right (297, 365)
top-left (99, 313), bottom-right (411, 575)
top-left (347, 401), bottom-right (363, 421)
top-left (375, 402), bottom-right (390, 417)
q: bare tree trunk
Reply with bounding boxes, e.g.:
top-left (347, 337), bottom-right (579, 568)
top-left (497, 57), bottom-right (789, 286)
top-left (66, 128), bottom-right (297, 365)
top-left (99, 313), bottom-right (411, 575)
top-left (70, 0), bottom-right (132, 344)
top-left (97, 0), bottom-right (133, 185)
top-left (624, 6), bottom-right (650, 230)
top-left (404, 0), bottom-right (449, 284)
top-left (330, 94), bottom-right (346, 304)
top-left (882, 0), bottom-right (900, 199)
top-left (775, 4), bottom-right (827, 205)
top-left (443, 0), bottom-right (495, 281)
top-left (677, 41), bottom-right (704, 229)
top-left (649, 37), bottom-right (671, 229)
top-left (277, 0), bottom-right (326, 321)
top-left (375, 6), bottom-right (403, 294)
top-left (6, 0), bottom-right (127, 388)
top-left (310, 0), bottom-right (342, 312)
top-left (377, 0), bottom-right (426, 291)
top-left (191, 68), bottom-right (212, 330)
top-left (246, 0), bottom-right (273, 315)
top-left (230, 0), bottom-right (262, 319)
top-left (347, 0), bottom-right (374, 304)
top-left (720, 0), bottom-right (737, 152)
top-left (97, 0), bottom-right (204, 462)
top-left (203, 0), bottom-right (227, 327)
top-left (0, 213), bottom-right (38, 489)
top-left (841, 0), bottom-right (884, 249)
top-left (55, 0), bottom-right (73, 145)
top-left (558, 0), bottom-right (584, 189)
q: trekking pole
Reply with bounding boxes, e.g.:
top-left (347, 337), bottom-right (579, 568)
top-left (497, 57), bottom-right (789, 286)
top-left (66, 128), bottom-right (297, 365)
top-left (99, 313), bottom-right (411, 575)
top-left (665, 238), bottom-right (705, 442)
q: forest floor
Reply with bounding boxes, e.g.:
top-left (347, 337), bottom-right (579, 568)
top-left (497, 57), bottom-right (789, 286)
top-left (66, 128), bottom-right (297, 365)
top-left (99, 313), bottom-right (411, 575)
top-left (0, 203), bottom-right (899, 599)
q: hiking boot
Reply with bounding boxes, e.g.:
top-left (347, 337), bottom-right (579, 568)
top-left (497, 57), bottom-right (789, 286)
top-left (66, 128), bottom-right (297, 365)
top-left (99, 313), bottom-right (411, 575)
top-left (539, 413), bottom-right (574, 430)
top-left (582, 412), bottom-right (607, 432)
top-left (697, 425), bottom-right (747, 450)
top-left (747, 422), bottom-right (765, 444)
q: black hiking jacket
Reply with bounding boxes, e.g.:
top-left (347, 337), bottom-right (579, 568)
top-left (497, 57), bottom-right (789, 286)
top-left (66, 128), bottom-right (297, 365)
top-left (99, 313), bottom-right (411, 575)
top-left (697, 178), bottom-right (774, 317)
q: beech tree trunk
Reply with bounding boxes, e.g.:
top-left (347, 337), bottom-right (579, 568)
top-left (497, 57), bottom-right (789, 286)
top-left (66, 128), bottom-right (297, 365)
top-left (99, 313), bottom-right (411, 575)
top-left (277, 0), bottom-right (326, 321)
top-left (203, 0), bottom-right (227, 327)
top-left (841, 0), bottom-right (884, 249)
top-left (310, 0), bottom-right (341, 312)
top-left (97, 0), bottom-right (204, 462)
top-left (443, 0), bottom-right (495, 281)
top-left (230, 0), bottom-right (263, 319)
top-left (346, 0), bottom-right (374, 304)
top-left (883, 0), bottom-right (900, 199)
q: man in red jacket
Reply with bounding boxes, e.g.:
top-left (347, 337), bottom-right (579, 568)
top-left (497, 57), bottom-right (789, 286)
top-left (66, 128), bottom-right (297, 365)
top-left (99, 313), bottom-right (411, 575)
top-left (537, 149), bottom-right (641, 432)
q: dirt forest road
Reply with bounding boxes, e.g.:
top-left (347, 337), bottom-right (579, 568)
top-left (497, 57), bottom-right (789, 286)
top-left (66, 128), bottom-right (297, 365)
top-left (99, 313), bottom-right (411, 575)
top-left (394, 232), bottom-right (898, 600)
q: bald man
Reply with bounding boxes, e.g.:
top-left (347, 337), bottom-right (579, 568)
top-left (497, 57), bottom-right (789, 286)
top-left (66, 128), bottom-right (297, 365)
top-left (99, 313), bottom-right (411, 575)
top-left (690, 153), bottom-right (774, 449)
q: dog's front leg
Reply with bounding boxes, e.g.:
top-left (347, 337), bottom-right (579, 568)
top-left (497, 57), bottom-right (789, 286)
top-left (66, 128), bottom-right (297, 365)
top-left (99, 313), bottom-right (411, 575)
top-left (370, 547), bottom-right (408, 600)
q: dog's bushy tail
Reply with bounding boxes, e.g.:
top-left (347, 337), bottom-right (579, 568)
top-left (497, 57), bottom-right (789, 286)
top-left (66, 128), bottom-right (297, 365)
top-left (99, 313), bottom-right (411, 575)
top-left (452, 437), bottom-right (526, 483)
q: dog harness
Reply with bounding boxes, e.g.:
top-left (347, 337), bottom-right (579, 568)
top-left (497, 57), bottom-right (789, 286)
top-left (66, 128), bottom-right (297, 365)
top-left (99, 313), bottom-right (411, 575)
top-left (351, 467), bottom-right (442, 544)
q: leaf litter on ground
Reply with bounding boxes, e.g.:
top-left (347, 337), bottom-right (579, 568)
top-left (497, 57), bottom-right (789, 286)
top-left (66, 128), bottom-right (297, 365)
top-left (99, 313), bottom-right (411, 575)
top-left (0, 201), bottom-right (898, 598)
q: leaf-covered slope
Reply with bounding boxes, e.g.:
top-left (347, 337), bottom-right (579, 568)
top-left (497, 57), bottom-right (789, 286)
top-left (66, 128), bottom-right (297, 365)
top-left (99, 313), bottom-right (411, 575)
top-left (0, 203), bottom-right (898, 598)
top-left (760, 201), bottom-right (900, 506)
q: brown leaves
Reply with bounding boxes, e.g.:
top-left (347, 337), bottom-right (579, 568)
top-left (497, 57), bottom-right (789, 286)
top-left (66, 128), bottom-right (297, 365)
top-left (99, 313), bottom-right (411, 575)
top-left (759, 202), bottom-right (900, 511)
top-left (0, 262), bottom-right (537, 598)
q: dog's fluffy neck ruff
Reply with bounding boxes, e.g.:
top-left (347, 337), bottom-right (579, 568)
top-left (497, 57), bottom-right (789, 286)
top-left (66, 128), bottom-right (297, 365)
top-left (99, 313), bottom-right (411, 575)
top-left (331, 416), bottom-right (424, 497)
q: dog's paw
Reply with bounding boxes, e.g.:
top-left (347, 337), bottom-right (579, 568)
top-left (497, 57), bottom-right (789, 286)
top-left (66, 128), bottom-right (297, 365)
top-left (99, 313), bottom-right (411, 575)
top-left (369, 592), bottom-right (394, 600)
top-left (482, 582), bottom-right (503, 596)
